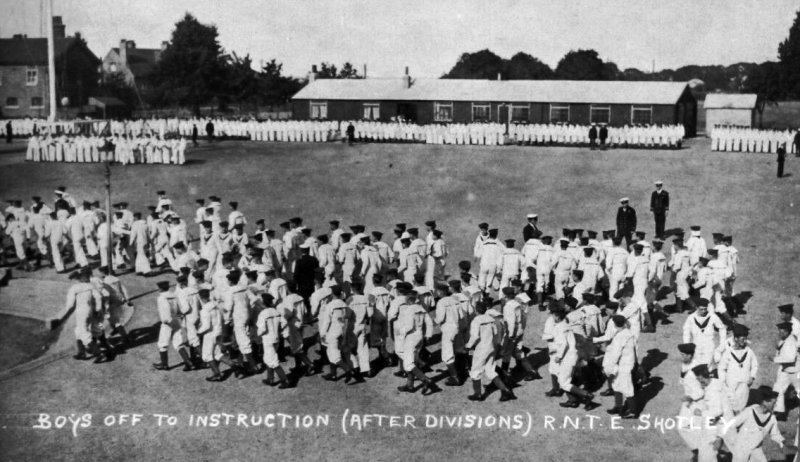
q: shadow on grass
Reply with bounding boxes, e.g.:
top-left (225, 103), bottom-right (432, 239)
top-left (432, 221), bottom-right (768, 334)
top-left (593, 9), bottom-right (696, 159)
top-left (637, 376), bottom-right (665, 414)
top-left (126, 322), bottom-right (159, 349)
top-left (641, 348), bottom-right (668, 373)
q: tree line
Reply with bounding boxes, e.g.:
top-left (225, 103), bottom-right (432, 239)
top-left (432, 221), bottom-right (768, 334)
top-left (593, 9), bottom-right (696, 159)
top-left (443, 9), bottom-right (800, 106)
top-left (100, 9), bottom-right (800, 114)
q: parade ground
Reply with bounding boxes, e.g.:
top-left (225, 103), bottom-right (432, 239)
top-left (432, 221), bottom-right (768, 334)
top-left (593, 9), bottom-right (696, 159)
top-left (0, 137), bottom-right (798, 462)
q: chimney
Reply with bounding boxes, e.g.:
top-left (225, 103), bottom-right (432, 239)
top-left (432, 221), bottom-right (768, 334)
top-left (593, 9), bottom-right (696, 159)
top-left (497, 72), bottom-right (501, 81)
top-left (160, 41), bottom-right (169, 51)
top-left (308, 65), bottom-right (318, 83)
top-left (119, 39), bottom-right (127, 65)
top-left (402, 66), bottom-right (411, 89)
top-left (363, 64), bottom-right (367, 79)
top-left (52, 16), bottom-right (65, 39)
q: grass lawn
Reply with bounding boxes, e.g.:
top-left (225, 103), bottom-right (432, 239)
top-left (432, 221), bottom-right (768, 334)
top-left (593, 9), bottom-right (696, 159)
top-left (0, 138), bottom-right (798, 461)
top-left (0, 314), bottom-right (59, 371)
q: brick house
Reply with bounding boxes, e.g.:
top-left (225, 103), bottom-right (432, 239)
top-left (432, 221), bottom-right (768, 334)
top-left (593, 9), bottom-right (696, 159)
top-left (0, 16), bottom-right (100, 118)
top-left (102, 39), bottom-right (165, 93)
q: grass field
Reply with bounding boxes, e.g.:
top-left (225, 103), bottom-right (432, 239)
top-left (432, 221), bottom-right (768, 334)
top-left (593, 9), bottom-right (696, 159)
top-left (0, 138), bottom-right (799, 461)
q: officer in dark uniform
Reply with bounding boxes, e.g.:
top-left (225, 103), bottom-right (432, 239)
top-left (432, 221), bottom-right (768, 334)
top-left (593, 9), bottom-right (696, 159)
top-left (793, 129), bottom-right (800, 157)
top-left (615, 198), bottom-right (637, 248)
top-left (293, 244), bottom-right (320, 309)
top-left (777, 144), bottom-right (786, 178)
top-left (205, 120), bottom-right (214, 142)
top-left (522, 213), bottom-right (539, 242)
top-left (5, 120), bottom-right (12, 143)
top-left (191, 124), bottom-right (199, 146)
top-left (649, 181), bottom-right (669, 239)
top-left (588, 125), bottom-right (598, 150)
top-left (346, 123), bottom-right (355, 145)
top-left (599, 124), bottom-right (608, 150)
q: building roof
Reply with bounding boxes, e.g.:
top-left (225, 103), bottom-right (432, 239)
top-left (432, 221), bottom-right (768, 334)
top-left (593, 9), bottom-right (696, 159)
top-left (703, 93), bottom-right (758, 110)
top-left (0, 37), bottom-right (85, 66)
top-left (110, 46), bottom-right (160, 77)
top-left (293, 78), bottom-right (692, 105)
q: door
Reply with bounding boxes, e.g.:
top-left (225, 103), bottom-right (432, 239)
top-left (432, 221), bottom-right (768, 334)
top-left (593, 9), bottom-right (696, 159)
top-left (397, 103), bottom-right (417, 122)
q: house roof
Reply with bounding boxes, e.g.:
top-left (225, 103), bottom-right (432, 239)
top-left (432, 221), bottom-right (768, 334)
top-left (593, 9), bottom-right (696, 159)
top-left (109, 46), bottom-right (160, 77)
top-left (293, 78), bottom-right (692, 105)
top-left (703, 93), bottom-right (758, 110)
top-left (0, 37), bottom-right (97, 66)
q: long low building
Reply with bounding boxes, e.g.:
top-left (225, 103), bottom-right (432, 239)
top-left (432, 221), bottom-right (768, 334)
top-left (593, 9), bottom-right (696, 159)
top-left (291, 71), bottom-right (698, 136)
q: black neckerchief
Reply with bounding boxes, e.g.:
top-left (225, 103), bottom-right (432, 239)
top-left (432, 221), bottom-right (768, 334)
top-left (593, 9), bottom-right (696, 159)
top-left (694, 315), bottom-right (710, 331)
top-left (752, 409), bottom-right (772, 427)
top-left (730, 349), bottom-right (748, 365)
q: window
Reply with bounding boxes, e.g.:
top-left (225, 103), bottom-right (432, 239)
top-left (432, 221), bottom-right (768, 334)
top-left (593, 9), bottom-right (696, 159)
top-left (590, 106), bottom-right (610, 124)
top-left (5, 97), bottom-right (19, 108)
top-left (26, 67), bottom-right (38, 86)
top-left (109, 63), bottom-right (118, 73)
top-left (472, 103), bottom-right (491, 122)
top-left (433, 102), bottom-right (453, 122)
top-left (31, 97), bottom-right (44, 108)
top-left (631, 105), bottom-right (653, 125)
top-left (363, 103), bottom-right (380, 120)
top-left (549, 104), bottom-right (570, 123)
top-left (310, 101), bottom-right (327, 119)
top-left (510, 104), bottom-right (530, 122)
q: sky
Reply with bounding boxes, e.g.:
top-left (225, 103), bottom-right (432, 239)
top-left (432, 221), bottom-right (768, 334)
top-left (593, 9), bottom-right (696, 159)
top-left (3, 0), bottom-right (798, 78)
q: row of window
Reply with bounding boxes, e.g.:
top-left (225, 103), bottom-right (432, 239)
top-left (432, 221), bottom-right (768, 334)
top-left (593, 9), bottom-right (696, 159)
top-left (309, 101), bottom-right (653, 124)
top-left (0, 68), bottom-right (39, 87)
top-left (5, 97), bottom-right (44, 109)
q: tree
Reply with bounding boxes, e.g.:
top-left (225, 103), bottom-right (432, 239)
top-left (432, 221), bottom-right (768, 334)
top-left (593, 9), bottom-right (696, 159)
top-left (338, 62), bottom-right (363, 79)
top-left (602, 61), bottom-right (622, 80)
top-left (316, 62), bottom-right (338, 79)
top-left (621, 68), bottom-right (648, 81)
top-left (312, 62), bottom-right (363, 79)
top-left (443, 49), bottom-right (505, 79)
top-left (778, 9), bottom-right (800, 98)
top-left (505, 52), bottom-right (554, 80)
top-left (223, 52), bottom-right (260, 110)
top-left (155, 13), bottom-right (229, 114)
top-left (555, 49), bottom-right (607, 80)
top-left (743, 61), bottom-right (784, 127)
top-left (258, 59), bottom-right (303, 107)
top-left (97, 71), bottom-right (138, 107)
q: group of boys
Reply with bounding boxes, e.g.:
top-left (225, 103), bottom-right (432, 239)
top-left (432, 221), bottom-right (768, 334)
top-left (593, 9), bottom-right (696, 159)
top-left (29, 190), bottom-right (800, 460)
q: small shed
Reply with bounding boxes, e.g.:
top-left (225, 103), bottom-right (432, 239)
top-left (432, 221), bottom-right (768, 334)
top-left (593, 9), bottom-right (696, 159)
top-left (704, 93), bottom-right (757, 129)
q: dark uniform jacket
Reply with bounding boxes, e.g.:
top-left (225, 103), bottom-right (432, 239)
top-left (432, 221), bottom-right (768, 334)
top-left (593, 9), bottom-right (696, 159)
top-left (522, 223), bottom-right (539, 243)
top-left (589, 126), bottom-right (598, 140)
top-left (616, 206), bottom-right (637, 234)
top-left (599, 126), bottom-right (608, 141)
top-left (650, 190), bottom-right (669, 214)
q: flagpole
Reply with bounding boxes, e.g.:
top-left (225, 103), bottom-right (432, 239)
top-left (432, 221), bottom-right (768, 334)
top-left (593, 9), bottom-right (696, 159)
top-left (45, 0), bottom-right (57, 122)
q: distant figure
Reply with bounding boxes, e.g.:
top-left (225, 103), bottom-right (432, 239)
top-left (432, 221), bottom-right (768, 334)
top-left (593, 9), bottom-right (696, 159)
top-left (346, 123), bottom-right (355, 145)
top-left (588, 124), bottom-right (598, 150)
top-left (793, 129), bottom-right (800, 157)
top-left (650, 181), bottom-right (669, 239)
top-left (205, 120), bottom-right (214, 143)
top-left (777, 144), bottom-right (786, 178)
top-left (191, 124), bottom-right (198, 146)
top-left (599, 125), bottom-right (608, 150)
top-left (615, 197), bottom-right (637, 248)
top-left (5, 120), bottom-right (12, 143)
